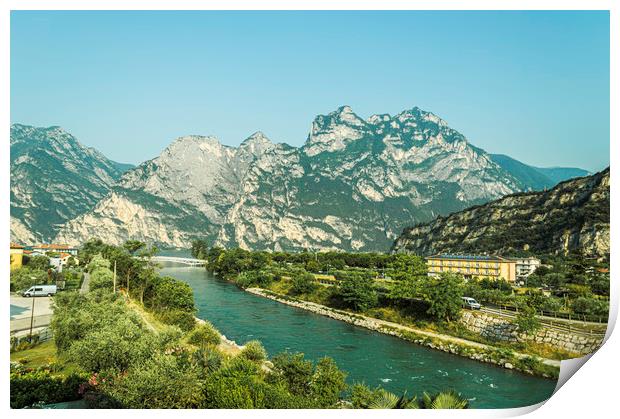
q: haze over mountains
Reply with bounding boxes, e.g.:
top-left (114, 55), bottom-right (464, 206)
top-left (10, 106), bottom-right (592, 252)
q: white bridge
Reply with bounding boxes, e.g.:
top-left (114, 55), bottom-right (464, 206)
top-left (149, 256), bottom-right (207, 267)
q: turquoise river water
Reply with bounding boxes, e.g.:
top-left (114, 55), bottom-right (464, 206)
top-left (160, 265), bottom-right (558, 408)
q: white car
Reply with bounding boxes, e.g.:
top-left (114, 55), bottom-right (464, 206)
top-left (461, 297), bottom-right (481, 310)
top-left (22, 285), bottom-right (57, 297)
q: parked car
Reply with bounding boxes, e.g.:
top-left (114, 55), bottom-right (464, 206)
top-left (461, 296), bottom-right (481, 310)
top-left (22, 285), bottom-right (57, 297)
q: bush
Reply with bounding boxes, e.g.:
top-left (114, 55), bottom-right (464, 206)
top-left (89, 267), bottom-right (114, 292)
top-left (148, 276), bottom-right (195, 313)
top-left (67, 317), bottom-right (156, 373)
top-left (100, 354), bottom-right (205, 408)
top-left (155, 309), bottom-right (196, 332)
top-left (10, 370), bottom-right (88, 409)
top-left (192, 346), bottom-right (224, 374)
top-left (240, 340), bottom-right (267, 362)
top-left (187, 322), bottom-right (221, 346)
top-left (290, 272), bottom-right (317, 295)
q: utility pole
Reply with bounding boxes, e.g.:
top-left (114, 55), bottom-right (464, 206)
top-left (29, 276), bottom-right (36, 342)
top-left (113, 261), bottom-right (117, 294)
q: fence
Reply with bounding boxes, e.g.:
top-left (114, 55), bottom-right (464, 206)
top-left (10, 327), bottom-right (53, 352)
top-left (10, 314), bottom-right (53, 333)
top-left (484, 303), bottom-right (608, 324)
top-left (481, 306), bottom-right (607, 337)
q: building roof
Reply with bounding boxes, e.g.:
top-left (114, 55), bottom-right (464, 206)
top-left (10, 242), bottom-right (24, 249)
top-left (426, 254), bottom-right (513, 262)
top-left (34, 243), bottom-right (77, 250)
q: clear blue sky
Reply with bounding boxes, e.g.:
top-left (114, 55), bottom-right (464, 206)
top-left (11, 11), bottom-right (609, 171)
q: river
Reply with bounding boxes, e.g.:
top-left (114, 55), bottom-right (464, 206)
top-left (160, 264), bottom-right (558, 408)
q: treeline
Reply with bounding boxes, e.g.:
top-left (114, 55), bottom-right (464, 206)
top-left (198, 244), bottom-right (609, 325)
top-left (192, 240), bottom-right (421, 273)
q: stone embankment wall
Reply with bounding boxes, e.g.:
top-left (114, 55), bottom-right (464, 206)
top-left (460, 311), bottom-right (603, 355)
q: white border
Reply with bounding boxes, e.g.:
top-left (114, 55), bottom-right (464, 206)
top-left (1, 1), bottom-right (616, 418)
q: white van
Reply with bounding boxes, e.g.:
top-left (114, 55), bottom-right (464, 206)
top-left (461, 297), bottom-right (481, 310)
top-left (22, 285), bottom-right (57, 297)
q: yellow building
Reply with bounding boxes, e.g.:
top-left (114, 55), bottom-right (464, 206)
top-left (10, 243), bottom-right (24, 270)
top-left (426, 254), bottom-right (516, 282)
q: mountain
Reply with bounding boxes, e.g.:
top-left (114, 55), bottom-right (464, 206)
top-left (53, 105), bottom-right (547, 252)
top-left (490, 154), bottom-right (590, 190)
top-left (391, 168), bottom-right (610, 257)
top-left (10, 124), bottom-right (133, 243)
top-left (534, 166), bottom-right (591, 185)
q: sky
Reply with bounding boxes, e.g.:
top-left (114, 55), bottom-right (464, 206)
top-left (11, 11), bottom-right (609, 171)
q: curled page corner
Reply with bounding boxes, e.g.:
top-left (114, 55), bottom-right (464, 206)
top-left (555, 353), bottom-right (594, 391)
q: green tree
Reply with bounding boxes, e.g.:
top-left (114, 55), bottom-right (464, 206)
top-left (513, 303), bottom-right (541, 335)
top-left (87, 254), bottom-right (111, 273)
top-left (89, 267), bottom-right (114, 292)
top-left (335, 271), bottom-right (378, 311)
top-left (420, 273), bottom-right (463, 322)
top-left (269, 352), bottom-right (314, 396)
top-left (101, 354), bottom-right (205, 408)
top-left (290, 272), bottom-right (317, 295)
top-left (147, 276), bottom-right (195, 313)
top-left (26, 255), bottom-right (51, 271)
top-left (305, 259), bottom-right (320, 273)
top-left (191, 240), bottom-right (209, 259)
top-left (123, 240), bottom-right (146, 255)
top-left (309, 357), bottom-right (347, 407)
top-left (10, 267), bottom-right (49, 292)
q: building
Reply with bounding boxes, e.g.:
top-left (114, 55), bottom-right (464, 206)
top-left (32, 244), bottom-right (78, 256)
top-left (10, 243), bottom-right (24, 270)
top-left (510, 257), bottom-right (541, 280)
top-left (426, 254), bottom-right (517, 282)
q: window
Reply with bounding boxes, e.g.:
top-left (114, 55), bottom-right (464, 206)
top-left (34, 287), bottom-right (42, 291)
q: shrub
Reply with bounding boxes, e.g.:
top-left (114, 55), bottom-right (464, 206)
top-left (10, 370), bottom-right (88, 409)
top-left (89, 267), bottom-right (114, 292)
top-left (100, 354), bottom-right (205, 408)
top-left (240, 340), bottom-right (267, 362)
top-left (187, 322), bottom-right (221, 346)
top-left (192, 346), bottom-right (224, 374)
top-left (155, 309), bottom-right (196, 331)
top-left (67, 317), bottom-right (156, 372)
top-left (148, 276), bottom-right (195, 313)
top-left (291, 272), bottom-right (317, 295)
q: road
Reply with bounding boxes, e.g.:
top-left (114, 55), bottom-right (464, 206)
top-left (10, 294), bottom-right (53, 332)
top-left (80, 272), bottom-right (90, 294)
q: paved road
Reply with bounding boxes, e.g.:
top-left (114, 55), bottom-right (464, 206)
top-left (10, 294), bottom-right (53, 332)
top-left (10, 294), bottom-right (53, 319)
top-left (80, 272), bottom-right (90, 294)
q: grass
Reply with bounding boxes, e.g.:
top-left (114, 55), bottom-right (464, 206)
top-left (10, 341), bottom-right (83, 376)
top-left (10, 340), bottom-right (57, 368)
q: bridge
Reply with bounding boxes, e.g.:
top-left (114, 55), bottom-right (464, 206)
top-left (148, 256), bottom-right (207, 267)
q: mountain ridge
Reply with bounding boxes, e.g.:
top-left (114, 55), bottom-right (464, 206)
top-left (10, 107), bottom-right (592, 251)
top-left (391, 168), bottom-right (610, 257)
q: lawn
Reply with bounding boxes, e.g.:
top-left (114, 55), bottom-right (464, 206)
top-left (11, 340), bottom-right (57, 368)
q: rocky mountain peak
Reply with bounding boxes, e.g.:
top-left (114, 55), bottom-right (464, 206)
top-left (304, 105), bottom-right (369, 156)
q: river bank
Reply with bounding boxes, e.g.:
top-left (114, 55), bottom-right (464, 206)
top-left (245, 287), bottom-right (560, 379)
